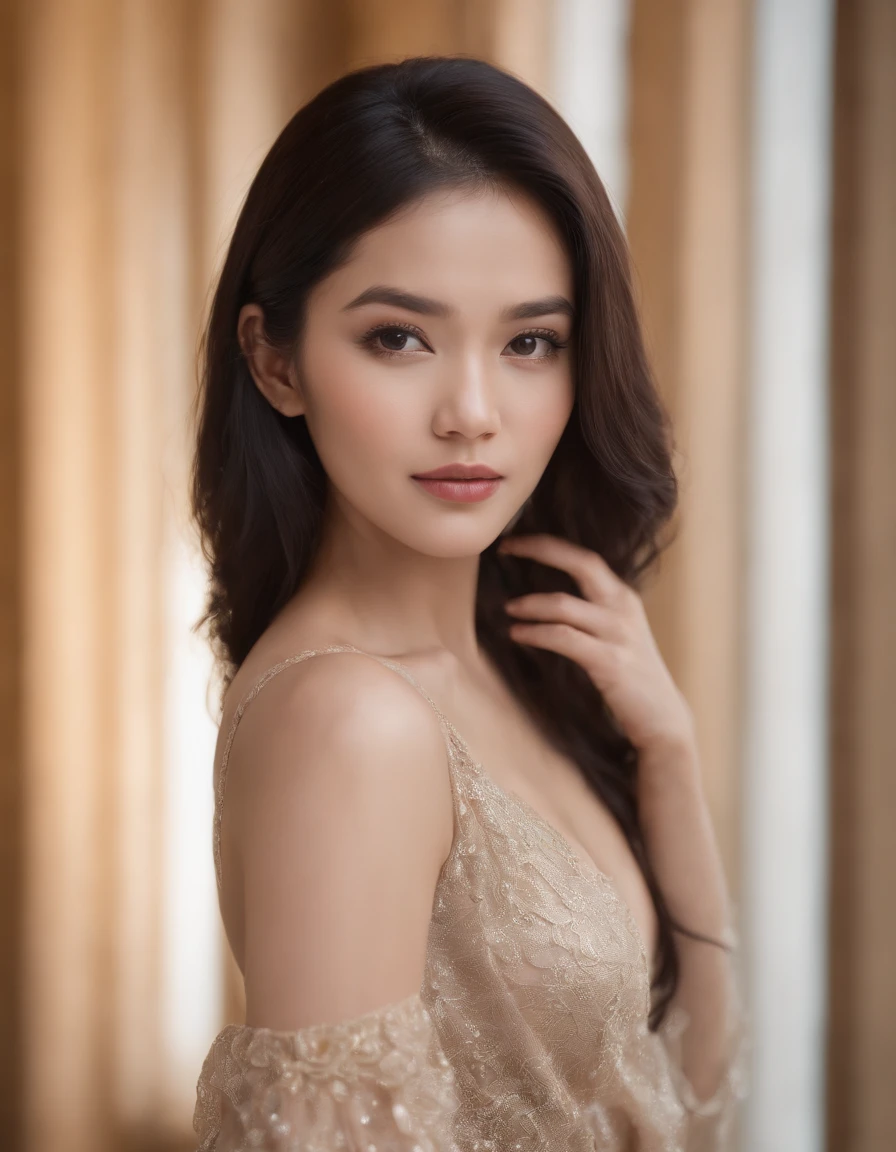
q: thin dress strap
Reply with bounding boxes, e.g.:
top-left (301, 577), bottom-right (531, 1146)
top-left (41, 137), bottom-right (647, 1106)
top-left (212, 642), bottom-right (474, 891)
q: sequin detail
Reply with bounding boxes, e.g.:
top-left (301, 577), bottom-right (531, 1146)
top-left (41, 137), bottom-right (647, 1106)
top-left (195, 643), bottom-right (750, 1150)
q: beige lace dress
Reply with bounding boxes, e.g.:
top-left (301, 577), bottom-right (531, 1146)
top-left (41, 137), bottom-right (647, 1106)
top-left (193, 644), bottom-right (750, 1151)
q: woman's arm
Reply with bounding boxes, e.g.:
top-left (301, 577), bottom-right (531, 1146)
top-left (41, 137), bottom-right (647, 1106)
top-left (637, 729), bottom-right (742, 1104)
top-left (195, 653), bottom-right (459, 1151)
top-left (497, 531), bottom-right (749, 1142)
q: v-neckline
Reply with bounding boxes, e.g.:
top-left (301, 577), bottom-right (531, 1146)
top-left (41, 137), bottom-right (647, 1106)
top-left (219, 639), bottom-right (651, 992)
top-left (462, 756), bottom-right (652, 987)
top-left (338, 643), bottom-right (653, 988)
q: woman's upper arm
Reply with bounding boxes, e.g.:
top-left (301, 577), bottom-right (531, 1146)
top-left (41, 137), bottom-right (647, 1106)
top-left (227, 653), bottom-right (456, 1031)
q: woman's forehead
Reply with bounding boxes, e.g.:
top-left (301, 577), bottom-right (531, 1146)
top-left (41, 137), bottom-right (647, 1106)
top-left (312, 190), bottom-right (573, 317)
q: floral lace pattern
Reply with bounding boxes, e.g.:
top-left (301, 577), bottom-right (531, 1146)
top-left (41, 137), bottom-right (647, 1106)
top-left (194, 992), bottom-right (460, 1151)
top-left (194, 644), bottom-right (750, 1150)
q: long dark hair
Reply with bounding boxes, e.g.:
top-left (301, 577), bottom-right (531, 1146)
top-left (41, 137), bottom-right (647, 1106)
top-left (191, 54), bottom-right (724, 1031)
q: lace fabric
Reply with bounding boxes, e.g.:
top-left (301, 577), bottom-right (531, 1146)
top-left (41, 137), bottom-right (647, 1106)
top-left (194, 992), bottom-right (460, 1152)
top-left (194, 644), bottom-right (750, 1150)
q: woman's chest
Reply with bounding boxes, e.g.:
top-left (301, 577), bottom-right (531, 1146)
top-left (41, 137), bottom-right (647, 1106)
top-left (428, 755), bottom-right (652, 1096)
top-left (441, 678), bottom-right (659, 967)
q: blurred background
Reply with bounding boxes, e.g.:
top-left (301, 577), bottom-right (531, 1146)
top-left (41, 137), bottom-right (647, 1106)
top-left (0, 1), bottom-right (892, 1150)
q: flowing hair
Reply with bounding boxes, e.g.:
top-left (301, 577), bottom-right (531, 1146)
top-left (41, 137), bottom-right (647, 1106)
top-left (190, 54), bottom-right (724, 1030)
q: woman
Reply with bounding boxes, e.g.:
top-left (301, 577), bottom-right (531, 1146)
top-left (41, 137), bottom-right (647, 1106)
top-left (190, 55), bottom-right (749, 1151)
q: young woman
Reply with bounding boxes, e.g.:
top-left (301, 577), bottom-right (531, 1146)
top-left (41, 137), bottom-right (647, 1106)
top-left (190, 55), bottom-right (749, 1152)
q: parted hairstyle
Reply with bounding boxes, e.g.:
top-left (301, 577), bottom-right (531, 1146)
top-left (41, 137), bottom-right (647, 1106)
top-left (190, 54), bottom-right (726, 1031)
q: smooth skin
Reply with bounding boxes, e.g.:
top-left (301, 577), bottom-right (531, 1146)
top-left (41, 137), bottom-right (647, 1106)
top-left (239, 183), bottom-right (576, 658)
top-left (223, 184), bottom-right (737, 1103)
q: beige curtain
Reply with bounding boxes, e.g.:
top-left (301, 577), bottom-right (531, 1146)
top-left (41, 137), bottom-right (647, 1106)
top-left (627, 0), bottom-right (752, 893)
top-left (826, 0), bottom-right (896, 1145)
top-left (2, 1), bottom-right (892, 1150)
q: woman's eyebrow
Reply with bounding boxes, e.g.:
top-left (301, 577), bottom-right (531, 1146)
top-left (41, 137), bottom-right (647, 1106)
top-left (342, 285), bottom-right (575, 322)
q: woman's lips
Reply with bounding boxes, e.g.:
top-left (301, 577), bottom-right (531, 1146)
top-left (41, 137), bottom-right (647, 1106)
top-left (411, 476), bottom-right (503, 503)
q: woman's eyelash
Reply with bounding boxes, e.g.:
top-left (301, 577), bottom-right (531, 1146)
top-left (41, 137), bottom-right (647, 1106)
top-left (357, 322), bottom-right (569, 360)
top-left (513, 328), bottom-right (570, 355)
top-left (358, 322), bottom-right (429, 357)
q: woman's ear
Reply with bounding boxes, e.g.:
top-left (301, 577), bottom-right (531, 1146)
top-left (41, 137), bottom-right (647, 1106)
top-left (237, 303), bottom-right (305, 417)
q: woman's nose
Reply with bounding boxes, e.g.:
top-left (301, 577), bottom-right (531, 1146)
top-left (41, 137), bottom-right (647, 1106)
top-left (432, 359), bottom-right (502, 438)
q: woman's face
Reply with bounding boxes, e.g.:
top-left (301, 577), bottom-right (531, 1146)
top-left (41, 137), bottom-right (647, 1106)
top-left (284, 185), bottom-right (574, 557)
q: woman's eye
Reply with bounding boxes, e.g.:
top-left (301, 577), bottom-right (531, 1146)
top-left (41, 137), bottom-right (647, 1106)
top-left (360, 325), bottom-right (428, 357)
top-left (505, 333), bottom-right (564, 359)
top-left (359, 324), bottom-right (567, 361)
top-left (378, 328), bottom-right (426, 353)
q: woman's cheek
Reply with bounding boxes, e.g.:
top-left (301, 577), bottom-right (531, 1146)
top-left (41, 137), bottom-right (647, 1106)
top-left (310, 369), bottom-right (418, 491)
